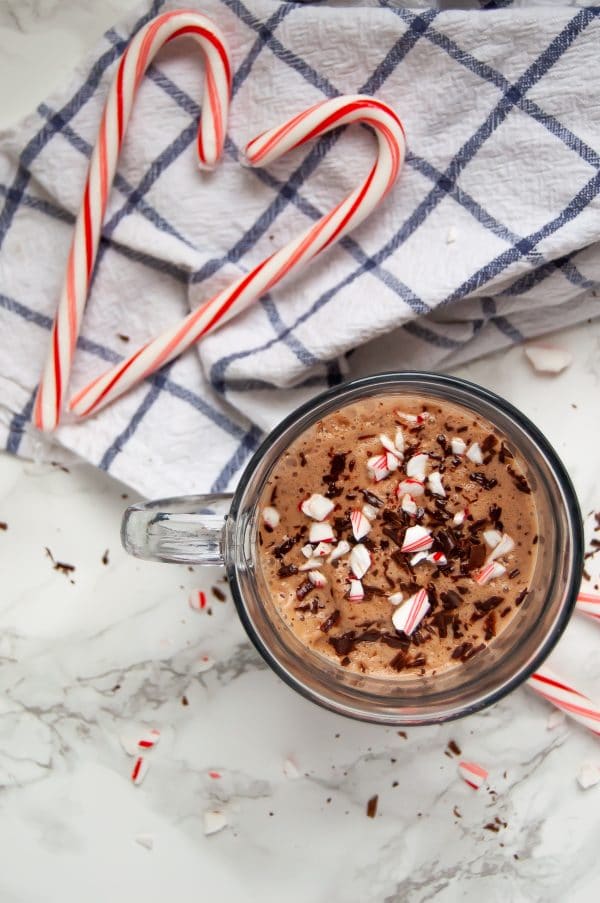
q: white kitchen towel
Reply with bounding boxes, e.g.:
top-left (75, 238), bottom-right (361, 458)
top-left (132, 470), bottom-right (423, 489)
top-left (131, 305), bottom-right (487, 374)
top-left (0, 0), bottom-right (599, 497)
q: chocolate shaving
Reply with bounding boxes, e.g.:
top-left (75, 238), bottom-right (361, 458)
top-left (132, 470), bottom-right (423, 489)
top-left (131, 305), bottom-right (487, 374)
top-left (278, 563), bottom-right (299, 578)
top-left (474, 595), bottom-right (503, 614)
top-left (436, 434), bottom-right (449, 453)
top-left (362, 583), bottom-right (387, 599)
top-left (507, 466), bottom-right (531, 494)
top-left (498, 442), bottom-right (514, 463)
top-left (463, 643), bottom-right (485, 661)
top-left (270, 484), bottom-right (278, 504)
top-left (366, 795), bottom-right (378, 818)
top-left (440, 590), bottom-right (462, 610)
top-left (320, 610), bottom-right (340, 633)
top-left (406, 654), bottom-right (427, 669)
top-left (483, 612), bottom-right (497, 640)
top-left (274, 535), bottom-right (299, 559)
top-left (381, 633), bottom-right (410, 650)
top-left (451, 642), bottom-right (473, 661)
top-left (299, 451), bottom-right (307, 467)
top-left (361, 488), bottom-right (384, 508)
top-left (328, 631), bottom-right (356, 656)
top-left (468, 543), bottom-right (487, 571)
top-left (296, 580), bottom-right (314, 601)
top-left (481, 434), bottom-right (498, 453)
top-left (515, 588), bottom-right (528, 606)
top-left (431, 611), bottom-right (451, 638)
top-left (470, 472), bottom-right (498, 490)
top-left (211, 586), bottom-right (226, 601)
top-left (389, 651), bottom-right (407, 671)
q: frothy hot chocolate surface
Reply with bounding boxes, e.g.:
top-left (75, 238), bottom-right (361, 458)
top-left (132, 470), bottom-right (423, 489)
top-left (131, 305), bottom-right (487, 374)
top-left (257, 395), bottom-right (538, 679)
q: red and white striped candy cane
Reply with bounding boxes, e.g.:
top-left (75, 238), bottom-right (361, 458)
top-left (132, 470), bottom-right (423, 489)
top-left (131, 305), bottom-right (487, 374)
top-left (576, 591), bottom-right (600, 623)
top-left (66, 95), bottom-right (405, 419)
top-left (527, 666), bottom-right (600, 736)
top-left (34, 9), bottom-right (231, 432)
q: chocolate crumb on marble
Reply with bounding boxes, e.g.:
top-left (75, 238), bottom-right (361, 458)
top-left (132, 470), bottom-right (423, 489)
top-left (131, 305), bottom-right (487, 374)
top-left (258, 394), bottom-right (538, 679)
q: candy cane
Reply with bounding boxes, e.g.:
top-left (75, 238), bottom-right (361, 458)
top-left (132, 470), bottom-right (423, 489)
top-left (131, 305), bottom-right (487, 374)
top-left (34, 9), bottom-right (231, 431)
top-left (527, 667), bottom-right (600, 736)
top-left (65, 95), bottom-right (405, 419)
top-left (576, 591), bottom-right (600, 623)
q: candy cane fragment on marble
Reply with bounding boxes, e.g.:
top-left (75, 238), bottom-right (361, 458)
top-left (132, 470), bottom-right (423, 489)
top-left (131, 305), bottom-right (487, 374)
top-left (527, 667), bottom-right (600, 737)
top-left (189, 590), bottom-right (208, 611)
top-left (131, 756), bottom-right (150, 786)
top-left (66, 94), bottom-right (406, 420)
top-left (33, 8), bottom-right (232, 431)
top-left (457, 760), bottom-right (488, 790)
top-left (576, 592), bottom-right (600, 623)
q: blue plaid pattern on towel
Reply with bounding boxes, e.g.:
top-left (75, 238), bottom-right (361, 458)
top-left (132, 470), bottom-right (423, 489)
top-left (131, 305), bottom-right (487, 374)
top-left (0, 0), bottom-right (599, 497)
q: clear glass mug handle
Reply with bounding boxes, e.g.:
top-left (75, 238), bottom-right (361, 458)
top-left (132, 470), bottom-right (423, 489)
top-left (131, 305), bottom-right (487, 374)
top-left (121, 494), bottom-right (233, 565)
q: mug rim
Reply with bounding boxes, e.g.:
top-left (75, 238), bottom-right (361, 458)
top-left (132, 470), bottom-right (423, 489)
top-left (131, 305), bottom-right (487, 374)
top-left (227, 371), bottom-right (583, 725)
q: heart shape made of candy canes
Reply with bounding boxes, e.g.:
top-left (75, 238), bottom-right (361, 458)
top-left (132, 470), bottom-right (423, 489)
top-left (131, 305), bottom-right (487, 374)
top-left (35, 10), bottom-right (406, 430)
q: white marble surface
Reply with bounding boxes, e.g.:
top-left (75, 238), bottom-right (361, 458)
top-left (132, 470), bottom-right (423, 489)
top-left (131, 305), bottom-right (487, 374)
top-left (1, 3), bottom-right (600, 903)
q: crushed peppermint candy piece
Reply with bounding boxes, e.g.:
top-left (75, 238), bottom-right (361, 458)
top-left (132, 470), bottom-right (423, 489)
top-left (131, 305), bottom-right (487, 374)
top-left (576, 762), bottom-right (600, 790)
top-left (391, 589), bottom-right (430, 635)
top-left (453, 509), bottom-right (467, 526)
top-left (386, 451), bottom-right (400, 472)
top-left (137, 728), bottom-right (160, 750)
top-left (134, 834), bottom-right (154, 850)
top-left (313, 542), bottom-right (331, 558)
top-left (525, 344), bottom-right (572, 375)
top-left (309, 522), bottom-right (335, 544)
top-left (328, 540), bottom-right (351, 562)
top-left (388, 591), bottom-right (404, 606)
top-left (362, 503), bottom-right (379, 521)
top-left (204, 809), bottom-right (228, 836)
top-left (401, 525), bottom-right (433, 553)
top-left (400, 493), bottom-right (418, 514)
top-left (367, 454), bottom-right (390, 482)
top-left (348, 578), bottom-right (365, 601)
top-left (488, 533), bottom-right (515, 561)
top-left (466, 442), bottom-right (483, 464)
top-left (188, 590), bottom-right (208, 611)
top-left (398, 478), bottom-right (425, 497)
top-left (350, 543), bottom-right (371, 579)
top-left (262, 506), bottom-right (280, 528)
top-left (299, 557), bottom-right (323, 571)
top-left (394, 409), bottom-right (430, 425)
top-left (483, 529), bottom-right (503, 549)
top-left (351, 509), bottom-right (372, 541)
top-left (131, 756), bottom-right (149, 786)
top-left (473, 561), bottom-right (507, 585)
top-left (410, 550), bottom-right (448, 568)
top-left (308, 569), bottom-right (327, 588)
top-left (427, 471), bottom-right (445, 497)
top-left (301, 543), bottom-right (314, 558)
top-left (458, 760), bottom-right (488, 790)
top-left (451, 437), bottom-right (467, 456)
top-left (380, 433), bottom-right (398, 454)
top-left (394, 428), bottom-right (405, 454)
top-left (193, 655), bottom-right (215, 674)
top-left (406, 453), bottom-right (429, 479)
top-left (283, 758), bottom-right (301, 779)
top-left (301, 493), bottom-right (335, 521)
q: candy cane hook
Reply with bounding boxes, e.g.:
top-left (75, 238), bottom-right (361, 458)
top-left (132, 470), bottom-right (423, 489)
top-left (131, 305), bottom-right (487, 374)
top-left (34, 9), bottom-right (231, 431)
top-left (66, 95), bottom-right (405, 420)
top-left (527, 666), bottom-right (600, 736)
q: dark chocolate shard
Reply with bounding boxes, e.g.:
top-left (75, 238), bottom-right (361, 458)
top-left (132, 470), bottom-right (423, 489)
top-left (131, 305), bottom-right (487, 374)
top-left (470, 472), bottom-right (498, 491)
top-left (278, 563), bottom-right (299, 578)
top-left (296, 580), bottom-right (314, 601)
top-left (320, 610), bottom-right (341, 633)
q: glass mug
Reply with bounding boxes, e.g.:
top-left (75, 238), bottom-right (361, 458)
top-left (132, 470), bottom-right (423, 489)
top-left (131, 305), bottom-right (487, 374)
top-left (122, 372), bottom-right (583, 725)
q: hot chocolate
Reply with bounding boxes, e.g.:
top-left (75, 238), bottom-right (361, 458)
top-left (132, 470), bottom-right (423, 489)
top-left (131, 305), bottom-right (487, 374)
top-left (257, 394), bottom-right (538, 679)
